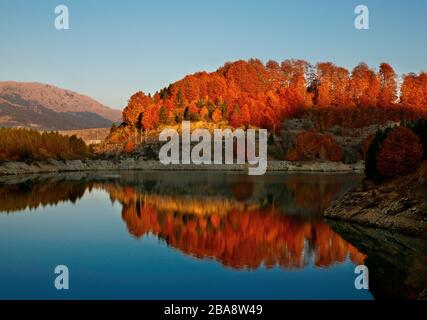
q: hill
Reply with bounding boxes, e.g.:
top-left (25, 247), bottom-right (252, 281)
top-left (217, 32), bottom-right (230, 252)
top-left (119, 59), bottom-right (427, 133)
top-left (0, 82), bottom-right (121, 130)
top-left (103, 58), bottom-right (426, 156)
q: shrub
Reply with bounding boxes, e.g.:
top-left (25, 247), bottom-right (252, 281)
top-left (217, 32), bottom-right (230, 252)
top-left (321, 134), bottom-right (343, 161)
top-left (285, 149), bottom-right (300, 161)
top-left (365, 120), bottom-right (427, 181)
top-left (376, 127), bottom-right (423, 179)
top-left (285, 130), bottom-right (343, 162)
top-left (294, 130), bottom-right (321, 160)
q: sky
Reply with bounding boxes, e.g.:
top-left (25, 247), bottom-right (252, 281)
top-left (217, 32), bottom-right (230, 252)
top-left (0, 0), bottom-right (426, 110)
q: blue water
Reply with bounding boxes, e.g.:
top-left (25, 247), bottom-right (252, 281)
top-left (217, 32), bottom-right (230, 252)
top-left (0, 172), bottom-right (375, 300)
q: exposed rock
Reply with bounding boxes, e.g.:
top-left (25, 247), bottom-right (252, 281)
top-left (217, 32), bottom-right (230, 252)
top-left (0, 159), bottom-right (365, 176)
top-left (324, 162), bottom-right (427, 237)
top-left (327, 220), bottom-right (427, 300)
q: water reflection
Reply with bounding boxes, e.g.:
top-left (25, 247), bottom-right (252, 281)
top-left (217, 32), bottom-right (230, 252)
top-left (0, 179), bottom-right (88, 212)
top-left (1, 172), bottom-right (425, 299)
top-left (0, 172), bottom-right (365, 271)
top-left (108, 185), bottom-right (365, 270)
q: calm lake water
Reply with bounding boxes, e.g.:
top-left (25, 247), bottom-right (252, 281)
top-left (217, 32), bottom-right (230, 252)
top-left (0, 171), bottom-right (426, 300)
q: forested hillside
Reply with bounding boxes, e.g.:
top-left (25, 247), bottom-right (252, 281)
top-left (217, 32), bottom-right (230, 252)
top-left (104, 59), bottom-right (427, 158)
top-left (119, 59), bottom-right (427, 132)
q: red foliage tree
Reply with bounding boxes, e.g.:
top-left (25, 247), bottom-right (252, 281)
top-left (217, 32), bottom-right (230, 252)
top-left (321, 134), bottom-right (343, 161)
top-left (294, 130), bottom-right (322, 160)
top-left (378, 63), bottom-right (398, 108)
top-left (122, 91), bottom-right (151, 126)
top-left (401, 72), bottom-right (427, 110)
top-left (376, 127), bottom-right (424, 179)
top-left (140, 105), bottom-right (160, 131)
top-left (350, 63), bottom-right (379, 108)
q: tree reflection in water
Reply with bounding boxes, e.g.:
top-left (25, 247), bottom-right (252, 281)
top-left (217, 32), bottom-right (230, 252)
top-left (0, 173), bottom-right (365, 270)
top-left (1, 172), bottom-right (425, 299)
top-left (104, 181), bottom-right (365, 270)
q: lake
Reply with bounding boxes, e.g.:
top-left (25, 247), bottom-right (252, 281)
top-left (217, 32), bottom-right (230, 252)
top-left (0, 171), bottom-right (426, 300)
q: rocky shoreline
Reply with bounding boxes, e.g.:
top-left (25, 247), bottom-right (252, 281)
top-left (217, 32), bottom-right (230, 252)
top-left (324, 162), bottom-right (427, 237)
top-left (0, 159), bottom-right (365, 176)
top-left (326, 220), bottom-right (427, 299)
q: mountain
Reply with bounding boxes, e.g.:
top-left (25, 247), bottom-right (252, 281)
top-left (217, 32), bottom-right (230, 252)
top-left (0, 82), bottom-right (122, 130)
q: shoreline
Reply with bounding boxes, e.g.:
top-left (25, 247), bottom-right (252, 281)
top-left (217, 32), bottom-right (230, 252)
top-left (0, 159), bottom-right (365, 176)
top-left (323, 162), bottom-right (427, 238)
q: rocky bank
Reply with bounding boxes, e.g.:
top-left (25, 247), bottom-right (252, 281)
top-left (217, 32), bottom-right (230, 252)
top-left (0, 159), bottom-right (364, 176)
top-left (324, 161), bottom-right (427, 237)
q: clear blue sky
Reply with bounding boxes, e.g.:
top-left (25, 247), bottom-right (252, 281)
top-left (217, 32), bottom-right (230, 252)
top-left (1, 0), bottom-right (426, 109)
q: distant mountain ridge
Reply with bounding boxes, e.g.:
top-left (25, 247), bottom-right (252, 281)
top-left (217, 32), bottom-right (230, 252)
top-left (0, 81), bottom-right (122, 130)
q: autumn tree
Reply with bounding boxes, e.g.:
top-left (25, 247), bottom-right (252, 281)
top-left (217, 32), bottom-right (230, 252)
top-left (281, 59), bottom-right (310, 107)
top-left (122, 91), bottom-right (151, 126)
top-left (378, 63), bottom-right (398, 108)
top-left (376, 127), bottom-right (423, 179)
top-left (294, 130), bottom-right (322, 160)
top-left (401, 72), bottom-right (427, 110)
top-left (0, 128), bottom-right (89, 162)
top-left (140, 105), bottom-right (160, 131)
top-left (420, 72), bottom-right (427, 110)
top-left (350, 63), bottom-right (380, 108)
top-left (313, 63), bottom-right (333, 107)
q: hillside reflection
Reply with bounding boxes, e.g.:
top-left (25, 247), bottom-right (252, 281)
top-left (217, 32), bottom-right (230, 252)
top-left (102, 173), bottom-right (366, 270)
top-left (112, 186), bottom-right (365, 269)
top-left (0, 173), bottom-right (365, 270)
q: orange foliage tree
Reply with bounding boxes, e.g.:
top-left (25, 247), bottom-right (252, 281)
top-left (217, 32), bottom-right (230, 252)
top-left (378, 63), bottom-right (398, 108)
top-left (376, 127), bottom-right (424, 179)
top-left (122, 91), bottom-right (151, 126)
